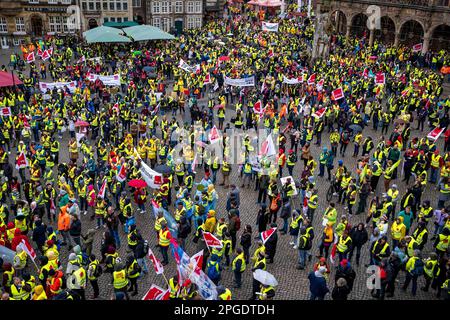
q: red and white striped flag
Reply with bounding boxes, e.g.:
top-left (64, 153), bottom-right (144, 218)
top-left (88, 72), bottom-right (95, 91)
top-left (26, 52), bottom-right (35, 63)
top-left (253, 100), bottom-right (265, 115)
top-left (41, 50), bottom-right (51, 61)
top-left (307, 73), bottom-right (316, 85)
top-left (260, 227), bottom-right (277, 244)
top-left (116, 164), bottom-right (127, 182)
top-left (190, 250), bottom-right (204, 275)
top-left (15, 152), bottom-right (28, 170)
top-left (18, 239), bottom-right (36, 261)
top-left (97, 179), bottom-right (107, 199)
top-left (427, 127), bottom-right (445, 141)
top-left (375, 72), bottom-right (385, 85)
top-left (202, 232), bottom-right (223, 249)
top-left (142, 284), bottom-right (165, 300)
top-left (316, 79), bottom-right (324, 91)
top-left (331, 87), bottom-right (344, 100)
top-left (148, 248), bottom-right (164, 275)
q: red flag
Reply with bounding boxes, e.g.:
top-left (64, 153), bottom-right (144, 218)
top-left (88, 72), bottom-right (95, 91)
top-left (209, 125), bottom-right (220, 144)
top-left (97, 179), bottom-right (107, 199)
top-left (329, 243), bottom-right (337, 264)
top-left (159, 288), bottom-right (170, 300)
top-left (427, 127), bottom-right (445, 141)
top-left (77, 56), bottom-right (86, 64)
top-left (307, 73), bottom-right (316, 85)
top-left (204, 73), bottom-right (211, 84)
top-left (41, 50), bottom-right (50, 61)
top-left (26, 52), bottom-right (35, 63)
top-left (253, 100), bottom-right (265, 115)
top-left (116, 164), bottom-right (127, 182)
top-left (15, 152), bottom-right (28, 170)
top-left (48, 47), bottom-right (53, 56)
top-left (375, 72), bottom-right (385, 85)
top-left (37, 49), bottom-right (43, 57)
top-left (362, 68), bottom-right (368, 78)
top-left (202, 232), bottom-right (223, 249)
top-left (331, 87), bottom-right (344, 100)
top-left (1, 107), bottom-right (12, 117)
top-left (316, 79), bottom-right (324, 91)
top-left (312, 108), bottom-right (326, 119)
top-left (142, 284), bottom-right (164, 300)
top-left (412, 43), bottom-right (423, 52)
top-left (260, 227), bottom-right (277, 244)
top-left (148, 248), bottom-right (164, 275)
top-left (19, 239), bottom-right (36, 260)
top-left (190, 250), bottom-right (204, 275)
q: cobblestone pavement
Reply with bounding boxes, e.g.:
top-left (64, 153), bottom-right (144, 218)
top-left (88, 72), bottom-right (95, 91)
top-left (7, 90), bottom-right (446, 301)
top-left (2, 47), bottom-right (446, 300)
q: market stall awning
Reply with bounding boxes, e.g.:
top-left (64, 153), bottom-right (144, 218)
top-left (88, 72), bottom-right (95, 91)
top-left (103, 21), bottom-right (139, 28)
top-left (122, 25), bottom-right (175, 41)
top-left (247, 0), bottom-right (282, 7)
top-left (0, 71), bottom-right (23, 87)
top-left (83, 26), bottom-right (131, 43)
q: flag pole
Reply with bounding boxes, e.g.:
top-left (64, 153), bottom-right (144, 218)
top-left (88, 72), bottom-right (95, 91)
top-left (161, 272), bottom-right (170, 287)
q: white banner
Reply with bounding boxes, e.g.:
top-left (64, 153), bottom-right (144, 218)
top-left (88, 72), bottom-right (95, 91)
top-left (88, 73), bottom-right (121, 86)
top-left (140, 161), bottom-right (163, 189)
top-left (283, 75), bottom-right (302, 84)
top-left (224, 76), bottom-right (255, 87)
top-left (262, 22), bottom-right (279, 32)
top-left (39, 81), bottom-right (77, 93)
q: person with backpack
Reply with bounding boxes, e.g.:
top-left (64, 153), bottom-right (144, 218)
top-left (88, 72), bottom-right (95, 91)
top-left (126, 255), bottom-right (141, 297)
top-left (402, 249), bottom-right (424, 296)
top-left (296, 227), bottom-right (311, 270)
top-left (87, 254), bottom-right (102, 299)
top-left (206, 254), bottom-right (222, 285)
top-left (340, 129), bottom-right (350, 157)
top-left (134, 235), bottom-right (149, 275)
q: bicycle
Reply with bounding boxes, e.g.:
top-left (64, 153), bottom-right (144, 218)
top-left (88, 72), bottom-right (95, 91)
top-left (326, 178), bottom-right (339, 202)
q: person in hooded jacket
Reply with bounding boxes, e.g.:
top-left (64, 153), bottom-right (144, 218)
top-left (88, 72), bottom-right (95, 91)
top-left (335, 259), bottom-right (356, 291)
top-left (385, 252), bottom-right (403, 298)
top-left (177, 216), bottom-right (191, 250)
top-left (332, 277), bottom-right (351, 300)
top-left (265, 223), bottom-right (278, 264)
top-left (32, 219), bottom-right (47, 254)
top-left (348, 223), bottom-right (368, 266)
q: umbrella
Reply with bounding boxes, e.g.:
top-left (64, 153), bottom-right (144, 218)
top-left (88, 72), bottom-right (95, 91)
top-left (122, 25), bottom-right (175, 41)
top-left (128, 179), bottom-right (147, 188)
top-left (0, 71), bottom-right (23, 87)
top-left (83, 26), bottom-right (131, 43)
top-left (349, 124), bottom-right (363, 133)
top-left (154, 164), bottom-right (172, 174)
top-left (75, 120), bottom-right (90, 127)
top-left (253, 269), bottom-right (278, 286)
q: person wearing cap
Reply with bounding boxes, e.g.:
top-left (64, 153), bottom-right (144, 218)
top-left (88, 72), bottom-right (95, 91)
top-left (308, 266), bottom-right (329, 300)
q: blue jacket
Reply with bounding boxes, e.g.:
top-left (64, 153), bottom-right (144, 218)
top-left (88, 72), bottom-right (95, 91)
top-left (308, 272), bottom-right (329, 298)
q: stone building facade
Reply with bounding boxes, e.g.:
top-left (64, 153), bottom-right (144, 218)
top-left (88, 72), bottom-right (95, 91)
top-left (323, 0), bottom-right (450, 52)
top-left (0, 0), bottom-right (75, 49)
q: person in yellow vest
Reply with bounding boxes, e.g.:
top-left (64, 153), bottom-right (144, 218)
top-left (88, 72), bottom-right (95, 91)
top-left (401, 249), bottom-right (424, 296)
top-left (126, 255), bottom-right (141, 296)
top-left (217, 285), bottom-right (232, 300)
top-left (232, 248), bottom-right (246, 288)
top-left (13, 246), bottom-right (28, 277)
top-left (421, 252), bottom-right (440, 293)
top-left (32, 284), bottom-right (47, 300)
top-left (112, 261), bottom-right (130, 300)
top-left (391, 216), bottom-right (406, 249)
top-left (159, 221), bottom-right (171, 265)
top-left (434, 228), bottom-right (450, 259)
top-left (258, 283), bottom-right (275, 300)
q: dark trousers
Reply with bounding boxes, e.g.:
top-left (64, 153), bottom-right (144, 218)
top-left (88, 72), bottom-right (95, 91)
top-left (90, 280), bottom-right (99, 298)
top-left (129, 277), bottom-right (138, 293)
top-left (160, 245), bottom-right (169, 264)
top-left (234, 270), bottom-right (242, 288)
top-left (348, 244), bottom-right (362, 264)
top-left (257, 188), bottom-right (267, 204)
top-left (403, 273), bottom-right (418, 296)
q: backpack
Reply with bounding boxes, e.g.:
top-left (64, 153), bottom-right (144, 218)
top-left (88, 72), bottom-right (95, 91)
top-left (207, 263), bottom-right (220, 280)
top-left (412, 259), bottom-right (424, 276)
top-left (235, 217), bottom-right (241, 231)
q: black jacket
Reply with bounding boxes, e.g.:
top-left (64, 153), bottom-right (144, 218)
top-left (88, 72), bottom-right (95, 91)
top-left (332, 285), bottom-right (350, 300)
top-left (32, 223), bottom-right (47, 246)
top-left (178, 220), bottom-right (191, 240)
top-left (69, 220), bottom-right (82, 237)
top-left (349, 227), bottom-right (368, 247)
top-left (335, 265), bottom-right (356, 291)
top-left (240, 231), bottom-right (252, 249)
top-left (134, 240), bottom-right (146, 259)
